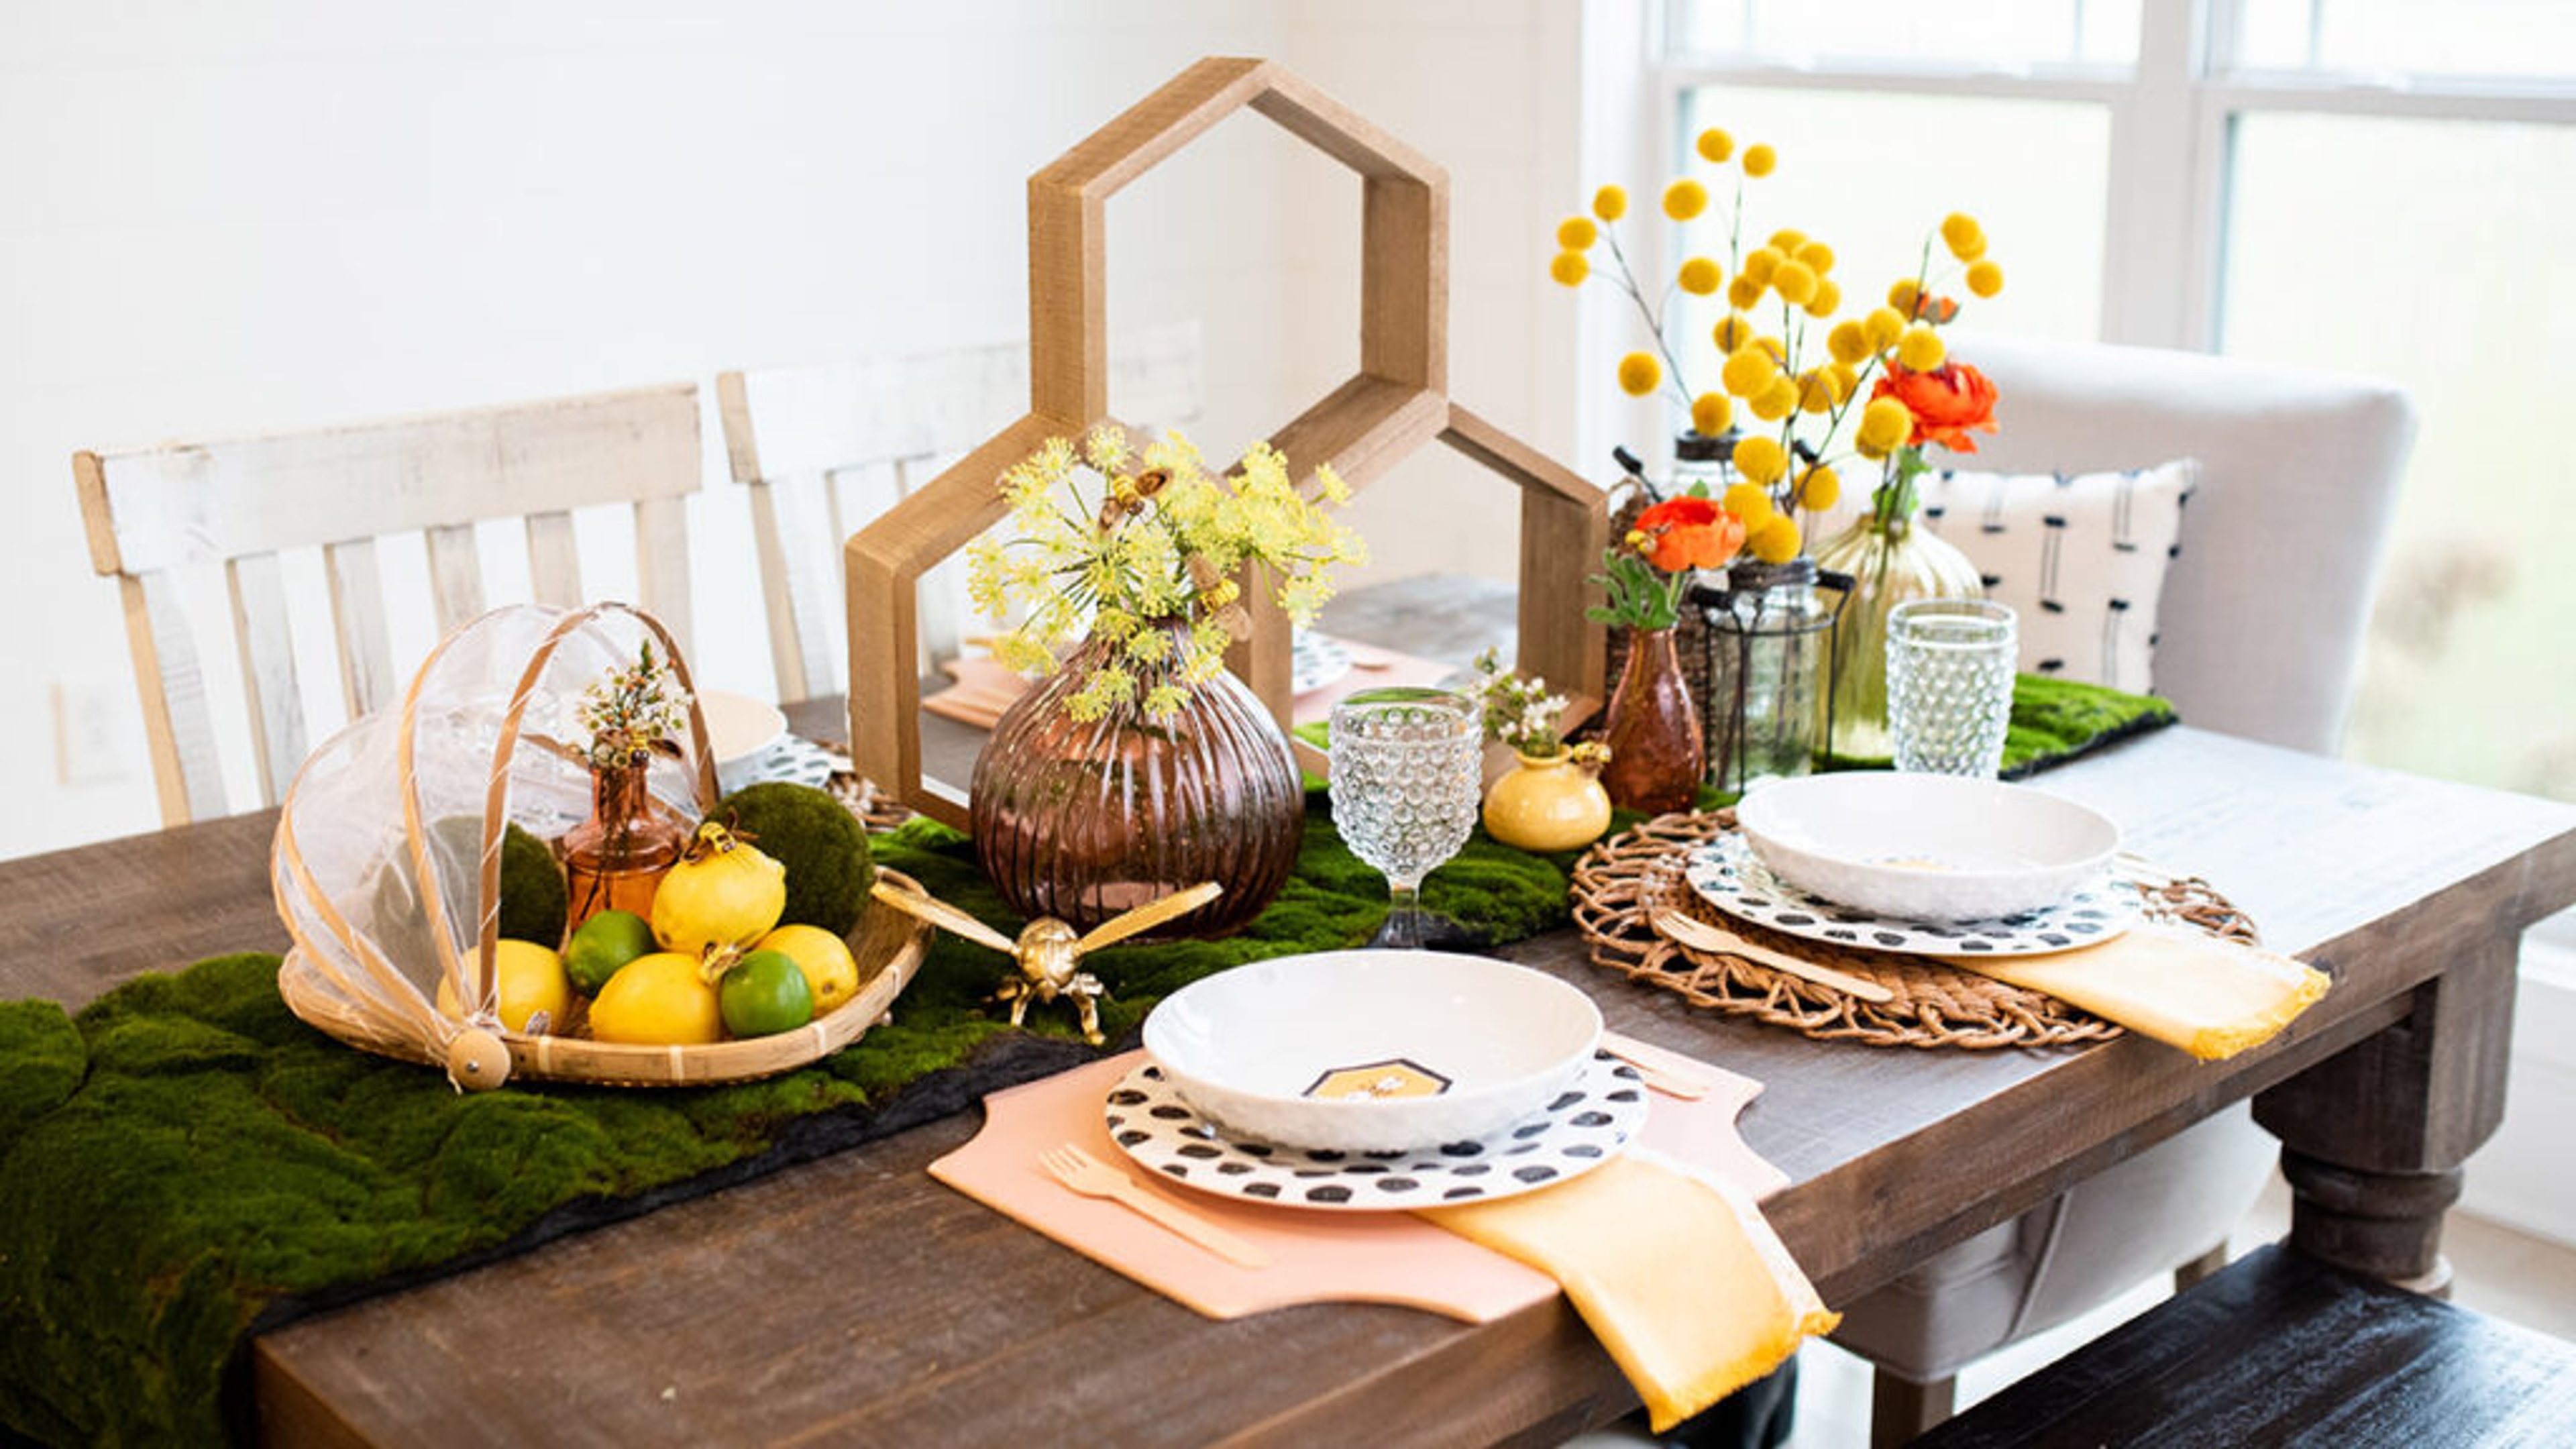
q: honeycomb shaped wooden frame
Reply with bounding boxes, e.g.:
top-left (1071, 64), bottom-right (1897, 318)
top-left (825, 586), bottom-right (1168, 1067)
top-left (847, 56), bottom-right (1608, 828)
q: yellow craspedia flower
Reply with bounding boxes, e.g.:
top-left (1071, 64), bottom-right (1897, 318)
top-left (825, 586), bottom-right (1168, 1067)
top-left (1768, 228), bottom-right (1807, 255)
top-left (1770, 260), bottom-right (1818, 306)
top-left (1864, 306), bottom-right (1907, 352)
top-left (1713, 313), bottom-right (1756, 352)
top-left (1616, 351), bottom-right (1662, 397)
top-left (1966, 260), bottom-right (2004, 297)
top-left (1593, 184), bottom-right (1629, 221)
top-left (1794, 240), bottom-right (1835, 274)
top-left (1556, 215), bottom-right (1599, 250)
top-left (1825, 362), bottom-right (1857, 403)
top-left (1794, 465), bottom-right (1841, 512)
top-left (1796, 370), bottom-right (1836, 414)
top-left (1663, 178), bottom-right (1710, 221)
top-left (1752, 374), bottom-right (1799, 421)
top-left (1720, 345), bottom-right (1779, 398)
top-left (1549, 251), bottom-right (1589, 286)
top-left (1897, 324), bottom-right (1947, 372)
top-left (1691, 392), bottom-right (1733, 437)
top-left (1730, 435), bottom-right (1788, 486)
top-left (1696, 127), bottom-right (1735, 163)
top-left (1748, 513), bottom-right (1801, 564)
top-left (1677, 256), bottom-right (1724, 295)
top-left (1742, 247), bottom-right (1783, 286)
top-left (1727, 274), bottom-right (1766, 311)
top-left (1888, 278), bottom-right (1925, 318)
top-left (1953, 231), bottom-right (1988, 262)
top-left (1857, 396), bottom-right (1913, 453)
top-left (1742, 143), bottom-right (1777, 177)
top-left (1722, 481), bottom-right (1774, 529)
top-left (1806, 279), bottom-right (1841, 318)
top-left (1941, 212), bottom-right (1983, 256)
top-left (1756, 334), bottom-right (1786, 362)
top-left (1827, 319), bottom-right (1872, 366)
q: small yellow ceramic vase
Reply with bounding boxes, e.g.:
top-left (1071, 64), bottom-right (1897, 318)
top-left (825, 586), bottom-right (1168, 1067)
top-left (1483, 747), bottom-right (1614, 853)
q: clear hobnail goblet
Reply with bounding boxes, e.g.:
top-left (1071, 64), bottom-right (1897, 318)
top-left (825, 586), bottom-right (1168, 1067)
top-left (1328, 688), bottom-right (1483, 950)
top-left (1886, 599), bottom-right (2019, 778)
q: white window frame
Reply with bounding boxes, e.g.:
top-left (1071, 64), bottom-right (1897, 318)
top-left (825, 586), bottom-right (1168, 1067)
top-left (1594, 0), bottom-right (2576, 460)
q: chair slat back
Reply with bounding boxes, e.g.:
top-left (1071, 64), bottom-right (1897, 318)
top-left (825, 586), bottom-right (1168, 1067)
top-left (77, 382), bottom-right (703, 824)
top-left (716, 323), bottom-right (1203, 701)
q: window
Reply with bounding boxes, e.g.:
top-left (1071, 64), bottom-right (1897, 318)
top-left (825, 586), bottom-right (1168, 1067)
top-left (1641, 0), bottom-right (2576, 800)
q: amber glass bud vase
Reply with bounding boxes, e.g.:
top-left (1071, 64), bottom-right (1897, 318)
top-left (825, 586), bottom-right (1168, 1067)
top-left (563, 752), bottom-right (687, 932)
top-left (1599, 627), bottom-right (1703, 816)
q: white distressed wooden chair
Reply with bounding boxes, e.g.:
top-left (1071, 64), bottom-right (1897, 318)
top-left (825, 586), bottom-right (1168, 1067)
top-left (714, 322), bottom-right (1203, 702)
top-left (76, 383), bottom-right (702, 824)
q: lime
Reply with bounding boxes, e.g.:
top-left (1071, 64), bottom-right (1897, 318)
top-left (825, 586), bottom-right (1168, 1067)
top-left (565, 909), bottom-right (657, 996)
top-left (754, 924), bottom-right (860, 1016)
top-left (718, 949), bottom-right (815, 1038)
top-left (435, 939), bottom-right (572, 1035)
top-left (588, 951), bottom-right (724, 1045)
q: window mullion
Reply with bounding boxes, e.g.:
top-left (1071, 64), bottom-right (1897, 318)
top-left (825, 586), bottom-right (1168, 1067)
top-left (2099, 0), bottom-right (2209, 348)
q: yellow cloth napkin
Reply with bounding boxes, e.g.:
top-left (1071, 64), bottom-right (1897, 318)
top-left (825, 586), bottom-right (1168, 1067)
top-left (1942, 921), bottom-right (2329, 1061)
top-left (1422, 1150), bottom-right (1837, 1432)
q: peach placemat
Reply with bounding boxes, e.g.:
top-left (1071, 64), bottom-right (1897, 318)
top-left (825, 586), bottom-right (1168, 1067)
top-left (926, 1034), bottom-right (1786, 1322)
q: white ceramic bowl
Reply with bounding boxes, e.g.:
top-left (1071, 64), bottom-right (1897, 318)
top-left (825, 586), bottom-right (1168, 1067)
top-left (699, 690), bottom-right (789, 795)
top-left (1140, 951), bottom-right (1603, 1152)
top-left (1733, 773), bottom-right (2120, 922)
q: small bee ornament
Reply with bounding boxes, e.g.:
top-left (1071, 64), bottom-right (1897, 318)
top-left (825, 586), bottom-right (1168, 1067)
top-left (867, 879), bottom-right (1223, 1045)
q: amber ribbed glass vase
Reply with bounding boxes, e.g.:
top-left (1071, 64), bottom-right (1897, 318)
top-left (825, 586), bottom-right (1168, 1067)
top-left (970, 627), bottom-right (1303, 940)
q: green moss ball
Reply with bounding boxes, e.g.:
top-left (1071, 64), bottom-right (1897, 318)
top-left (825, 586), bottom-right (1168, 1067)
top-left (716, 782), bottom-right (874, 936)
top-left (498, 823), bottom-right (570, 947)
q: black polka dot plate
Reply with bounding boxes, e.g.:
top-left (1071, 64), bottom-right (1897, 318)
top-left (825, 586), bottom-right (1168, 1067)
top-left (1103, 1051), bottom-right (1648, 1213)
top-left (1684, 831), bottom-right (2140, 957)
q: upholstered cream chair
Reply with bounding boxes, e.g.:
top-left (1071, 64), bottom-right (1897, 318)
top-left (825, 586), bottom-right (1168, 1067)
top-left (1831, 333), bottom-right (2417, 1446)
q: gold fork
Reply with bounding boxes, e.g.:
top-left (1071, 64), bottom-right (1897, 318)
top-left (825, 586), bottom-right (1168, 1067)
top-left (1038, 1143), bottom-right (1273, 1269)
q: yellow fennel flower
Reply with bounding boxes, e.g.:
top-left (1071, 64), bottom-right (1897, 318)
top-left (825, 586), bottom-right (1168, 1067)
top-left (1897, 325), bottom-right (1947, 372)
top-left (1827, 319), bottom-right (1872, 366)
top-left (1721, 345), bottom-right (1778, 399)
top-left (1593, 184), bottom-right (1629, 221)
top-left (1722, 481), bottom-right (1776, 529)
top-left (1727, 274), bottom-right (1767, 311)
top-left (1617, 351), bottom-right (1663, 396)
top-left (1864, 306), bottom-right (1907, 352)
top-left (1557, 215), bottom-right (1599, 250)
top-left (1731, 435), bottom-right (1788, 486)
top-left (1691, 392), bottom-right (1734, 437)
top-left (1748, 513), bottom-right (1801, 564)
top-left (1770, 260), bottom-right (1818, 306)
top-left (1796, 370), bottom-right (1837, 414)
top-left (1806, 278), bottom-right (1841, 318)
top-left (1696, 127), bottom-right (1735, 162)
top-left (1966, 260), bottom-right (2004, 297)
top-left (1794, 465), bottom-right (1841, 512)
top-left (1752, 374), bottom-right (1799, 421)
top-left (1941, 212), bottom-right (1984, 257)
top-left (1742, 143), bottom-right (1777, 177)
top-left (1678, 256), bottom-right (1724, 295)
top-left (1550, 251), bottom-right (1589, 286)
top-left (1742, 247), bottom-right (1783, 286)
top-left (1794, 240), bottom-right (1835, 274)
top-left (1713, 313), bottom-right (1756, 352)
top-left (1662, 178), bottom-right (1710, 221)
top-left (1857, 397), bottom-right (1913, 453)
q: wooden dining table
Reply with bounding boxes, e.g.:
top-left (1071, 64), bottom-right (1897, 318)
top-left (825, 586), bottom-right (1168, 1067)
top-left (4, 578), bottom-right (2573, 1448)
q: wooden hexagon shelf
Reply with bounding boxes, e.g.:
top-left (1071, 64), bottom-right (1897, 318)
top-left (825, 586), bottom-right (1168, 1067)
top-left (847, 55), bottom-right (1608, 828)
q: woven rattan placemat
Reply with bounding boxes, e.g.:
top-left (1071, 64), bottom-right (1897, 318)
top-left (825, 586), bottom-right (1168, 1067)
top-left (1572, 810), bottom-right (2259, 1050)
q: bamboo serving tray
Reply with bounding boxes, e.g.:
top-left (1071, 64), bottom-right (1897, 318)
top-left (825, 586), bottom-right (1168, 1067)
top-left (280, 867), bottom-right (934, 1088)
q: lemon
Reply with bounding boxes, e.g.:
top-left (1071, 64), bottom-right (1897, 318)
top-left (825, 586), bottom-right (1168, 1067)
top-left (718, 949), bottom-right (815, 1038)
top-left (755, 924), bottom-right (860, 1016)
top-left (651, 823), bottom-right (787, 957)
top-left (565, 909), bottom-right (657, 996)
top-left (588, 951), bottom-right (724, 1045)
top-left (435, 939), bottom-right (572, 1035)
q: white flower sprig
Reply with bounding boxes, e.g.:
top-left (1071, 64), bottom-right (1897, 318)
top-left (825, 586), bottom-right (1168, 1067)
top-left (578, 641), bottom-right (691, 768)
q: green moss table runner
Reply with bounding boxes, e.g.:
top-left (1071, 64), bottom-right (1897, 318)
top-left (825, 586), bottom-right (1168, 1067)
top-left (0, 674), bottom-right (2167, 1446)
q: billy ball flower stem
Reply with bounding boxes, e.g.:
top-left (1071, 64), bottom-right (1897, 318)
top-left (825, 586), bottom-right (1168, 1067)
top-left (1599, 223), bottom-right (1699, 415)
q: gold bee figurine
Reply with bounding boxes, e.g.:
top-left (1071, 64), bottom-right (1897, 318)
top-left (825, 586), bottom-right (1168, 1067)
top-left (867, 879), bottom-right (1224, 1045)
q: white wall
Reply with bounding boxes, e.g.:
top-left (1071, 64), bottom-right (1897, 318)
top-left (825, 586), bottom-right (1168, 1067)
top-left (0, 0), bottom-right (1580, 859)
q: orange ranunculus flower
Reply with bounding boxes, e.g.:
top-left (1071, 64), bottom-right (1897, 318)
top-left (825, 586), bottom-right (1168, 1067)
top-left (1871, 362), bottom-right (2000, 453)
top-left (1633, 496), bottom-right (1748, 573)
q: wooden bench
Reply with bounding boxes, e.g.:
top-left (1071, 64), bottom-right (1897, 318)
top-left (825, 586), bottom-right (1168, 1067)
top-left (1911, 1244), bottom-right (2576, 1446)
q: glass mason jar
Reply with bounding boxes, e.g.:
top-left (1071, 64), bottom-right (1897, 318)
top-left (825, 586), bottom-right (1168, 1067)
top-left (1810, 511), bottom-right (1985, 763)
top-left (1697, 557), bottom-right (1844, 795)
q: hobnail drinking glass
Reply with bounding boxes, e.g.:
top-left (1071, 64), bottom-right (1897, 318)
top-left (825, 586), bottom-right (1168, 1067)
top-left (1887, 600), bottom-right (2019, 778)
top-left (1328, 688), bottom-right (1481, 949)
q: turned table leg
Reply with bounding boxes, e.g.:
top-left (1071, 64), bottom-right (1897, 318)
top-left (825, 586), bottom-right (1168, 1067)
top-left (2253, 935), bottom-right (2517, 1294)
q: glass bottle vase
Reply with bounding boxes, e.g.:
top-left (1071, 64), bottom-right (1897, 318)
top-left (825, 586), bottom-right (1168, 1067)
top-left (1810, 513), bottom-right (1985, 763)
top-left (1701, 558), bottom-right (1839, 795)
top-left (562, 753), bottom-right (688, 934)
top-left (1599, 628), bottom-right (1703, 816)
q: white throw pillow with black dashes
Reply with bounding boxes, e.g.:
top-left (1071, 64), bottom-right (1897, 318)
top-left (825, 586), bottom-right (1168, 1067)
top-left (1909, 459), bottom-right (2198, 694)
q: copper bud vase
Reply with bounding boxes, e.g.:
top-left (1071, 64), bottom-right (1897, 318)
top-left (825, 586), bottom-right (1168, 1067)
top-left (1599, 627), bottom-right (1703, 816)
top-left (969, 630), bottom-right (1303, 940)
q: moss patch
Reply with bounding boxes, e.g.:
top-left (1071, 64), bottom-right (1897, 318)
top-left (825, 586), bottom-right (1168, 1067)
top-left (0, 801), bottom-right (1566, 1447)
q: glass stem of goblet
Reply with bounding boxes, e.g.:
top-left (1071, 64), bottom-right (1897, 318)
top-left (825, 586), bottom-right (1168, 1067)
top-left (1384, 879), bottom-right (1425, 950)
